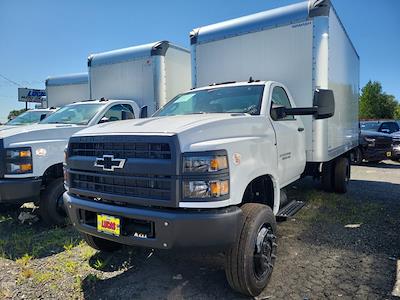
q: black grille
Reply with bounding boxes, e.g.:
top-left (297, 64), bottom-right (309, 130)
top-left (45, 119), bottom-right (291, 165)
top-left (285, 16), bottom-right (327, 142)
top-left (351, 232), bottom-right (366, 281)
top-left (70, 171), bottom-right (172, 201)
top-left (374, 137), bottom-right (392, 149)
top-left (67, 135), bottom-right (180, 207)
top-left (69, 140), bottom-right (171, 160)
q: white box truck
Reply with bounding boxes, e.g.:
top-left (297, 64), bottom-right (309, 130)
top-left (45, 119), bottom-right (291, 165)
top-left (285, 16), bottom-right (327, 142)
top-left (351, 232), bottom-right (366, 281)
top-left (88, 41), bottom-right (192, 115)
top-left (45, 73), bottom-right (89, 108)
top-left (0, 41), bottom-right (191, 225)
top-left (64, 0), bottom-right (359, 296)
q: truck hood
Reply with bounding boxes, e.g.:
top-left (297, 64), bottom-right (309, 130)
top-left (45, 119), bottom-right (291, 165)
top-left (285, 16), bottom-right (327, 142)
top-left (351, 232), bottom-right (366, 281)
top-left (0, 123), bottom-right (86, 147)
top-left (74, 114), bottom-right (269, 151)
top-left (0, 125), bottom-right (19, 132)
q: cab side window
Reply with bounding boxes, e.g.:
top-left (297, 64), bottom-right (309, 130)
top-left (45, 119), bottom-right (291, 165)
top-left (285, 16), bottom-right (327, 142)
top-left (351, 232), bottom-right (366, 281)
top-left (380, 122), bottom-right (399, 134)
top-left (101, 104), bottom-right (135, 123)
top-left (270, 86), bottom-right (294, 120)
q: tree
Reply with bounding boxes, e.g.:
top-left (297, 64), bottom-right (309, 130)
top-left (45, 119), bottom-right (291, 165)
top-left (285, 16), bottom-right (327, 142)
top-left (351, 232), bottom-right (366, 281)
top-left (7, 109), bottom-right (27, 120)
top-left (359, 81), bottom-right (398, 119)
top-left (394, 105), bottom-right (400, 120)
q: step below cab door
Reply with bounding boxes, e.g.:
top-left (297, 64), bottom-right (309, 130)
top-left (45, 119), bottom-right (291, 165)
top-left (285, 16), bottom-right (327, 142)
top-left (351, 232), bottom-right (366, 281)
top-left (268, 84), bottom-right (306, 186)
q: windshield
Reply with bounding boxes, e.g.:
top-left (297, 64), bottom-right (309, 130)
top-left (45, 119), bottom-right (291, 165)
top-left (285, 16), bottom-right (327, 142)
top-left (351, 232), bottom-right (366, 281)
top-left (7, 110), bottom-right (49, 125)
top-left (360, 122), bottom-right (380, 131)
top-left (41, 104), bottom-right (103, 125)
top-left (154, 85), bottom-right (265, 117)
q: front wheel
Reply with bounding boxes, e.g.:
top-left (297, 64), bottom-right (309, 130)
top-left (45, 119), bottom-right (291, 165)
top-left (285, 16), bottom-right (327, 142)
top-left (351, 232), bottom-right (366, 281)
top-left (39, 178), bottom-right (67, 225)
top-left (225, 203), bottom-right (277, 297)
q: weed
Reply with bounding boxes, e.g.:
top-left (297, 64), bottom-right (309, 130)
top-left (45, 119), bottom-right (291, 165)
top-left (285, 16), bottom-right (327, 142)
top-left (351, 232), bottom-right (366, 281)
top-left (93, 258), bottom-right (106, 270)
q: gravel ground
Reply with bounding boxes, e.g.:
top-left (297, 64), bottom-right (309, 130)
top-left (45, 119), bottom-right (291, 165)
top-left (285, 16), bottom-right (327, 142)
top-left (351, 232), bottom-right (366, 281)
top-left (0, 160), bottom-right (399, 299)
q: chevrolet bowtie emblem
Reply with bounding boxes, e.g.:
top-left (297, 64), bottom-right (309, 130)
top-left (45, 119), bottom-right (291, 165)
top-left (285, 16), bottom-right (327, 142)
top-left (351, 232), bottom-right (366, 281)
top-left (94, 155), bottom-right (126, 171)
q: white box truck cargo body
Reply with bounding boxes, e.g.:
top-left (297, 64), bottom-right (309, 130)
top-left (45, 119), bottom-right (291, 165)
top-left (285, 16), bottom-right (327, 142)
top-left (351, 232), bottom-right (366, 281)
top-left (45, 73), bottom-right (89, 108)
top-left (88, 41), bottom-right (191, 115)
top-left (190, 0), bottom-right (359, 162)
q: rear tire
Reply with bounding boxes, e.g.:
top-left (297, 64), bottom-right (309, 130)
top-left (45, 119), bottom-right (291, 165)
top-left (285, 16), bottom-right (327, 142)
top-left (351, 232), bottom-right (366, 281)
top-left (225, 203), bottom-right (277, 297)
top-left (333, 157), bottom-right (350, 194)
top-left (82, 233), bottom-right (122, 252)
top-left (321, 162), bottom-right (334, 192)
top-left (39, 178), bottom-right (67, 225)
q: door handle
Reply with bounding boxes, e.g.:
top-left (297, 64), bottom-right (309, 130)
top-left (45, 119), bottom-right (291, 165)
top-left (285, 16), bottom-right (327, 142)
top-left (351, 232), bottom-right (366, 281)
top-left (298, 127), bottom-right (304, 132)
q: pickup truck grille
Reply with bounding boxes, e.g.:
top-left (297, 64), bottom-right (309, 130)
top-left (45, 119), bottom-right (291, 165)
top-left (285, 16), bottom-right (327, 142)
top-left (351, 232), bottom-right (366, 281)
top-left (69, 140), bottom-right (171, 160)
top-left (374, 137), bottom-right (392, 149)
top-left (66, 135), bottom-right (180, 207)
top-left (70, 171), bottom-right (172, 201)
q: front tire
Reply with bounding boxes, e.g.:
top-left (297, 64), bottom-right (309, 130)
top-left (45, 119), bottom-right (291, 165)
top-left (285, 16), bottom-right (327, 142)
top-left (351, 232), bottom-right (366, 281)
top-left (82, 233), bottom-right (122, 252)
top-left (39, 178), bottom-right (67, 225)
top-left (225, 203), bottom-right (277, 297)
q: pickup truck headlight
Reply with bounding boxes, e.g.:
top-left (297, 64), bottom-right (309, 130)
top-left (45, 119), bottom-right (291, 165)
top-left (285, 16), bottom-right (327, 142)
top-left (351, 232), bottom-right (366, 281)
top-left (183, 179), bottom-right (229, 198)
top-left (183, 153), bottom-right (228, 173)
top-left (364, 137), bottom-right (375, 147)
top-left (5, 147), bottom-right (33, 174)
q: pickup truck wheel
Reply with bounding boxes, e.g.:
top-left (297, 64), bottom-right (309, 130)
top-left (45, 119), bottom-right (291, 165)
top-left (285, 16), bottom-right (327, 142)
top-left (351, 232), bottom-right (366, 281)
top-left (225, 203), bottom-right (277, 297)
top-left (333, 157), bottom-right (350, 194)
top-left (39, 178), bottom-right (67, 225)
top-left (82, 233), bottom-right (122, 252)
top-left (321, 162), bottom-right (334, 192)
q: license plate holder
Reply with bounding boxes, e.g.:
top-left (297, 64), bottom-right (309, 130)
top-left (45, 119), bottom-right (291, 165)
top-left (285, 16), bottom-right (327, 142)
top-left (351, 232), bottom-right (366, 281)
top-left (97, 214), bottom-right (121, 236)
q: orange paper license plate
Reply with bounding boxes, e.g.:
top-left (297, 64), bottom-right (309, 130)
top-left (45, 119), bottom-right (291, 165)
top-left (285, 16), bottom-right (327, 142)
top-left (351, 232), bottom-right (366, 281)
top-left (97, 214), bottom-right (121, 236)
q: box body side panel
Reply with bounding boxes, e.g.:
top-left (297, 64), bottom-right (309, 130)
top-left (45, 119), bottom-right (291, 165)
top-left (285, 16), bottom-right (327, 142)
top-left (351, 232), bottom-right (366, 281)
top-left (194, 21), bottom-right (314, 151)
top-left (46, 83), bottom-right (89, 108)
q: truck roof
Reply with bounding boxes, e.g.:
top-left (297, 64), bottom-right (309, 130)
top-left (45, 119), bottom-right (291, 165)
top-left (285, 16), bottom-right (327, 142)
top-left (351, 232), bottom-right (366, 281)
top-left (68, 99), bottom-right (135, 106)
top-left (191, 80), bottom-right (268, 92)
top-left (88, 41), bottom-right (190, 68)
top-left (46, 73), bottom-right (88, 87)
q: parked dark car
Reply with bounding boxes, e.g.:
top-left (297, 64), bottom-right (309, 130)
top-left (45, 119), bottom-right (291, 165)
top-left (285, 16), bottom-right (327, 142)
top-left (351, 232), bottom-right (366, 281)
top-left (392, 131), bottom-right (400, 161)
top-left (356, 130), bottom-right (393, 163)
top-left (360, 120), bottom-right (400, 134)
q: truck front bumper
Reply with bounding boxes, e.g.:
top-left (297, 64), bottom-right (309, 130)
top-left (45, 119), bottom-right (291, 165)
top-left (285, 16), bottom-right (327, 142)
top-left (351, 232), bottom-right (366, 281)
top-left (64, 193), bottom-right (242, 249)
top-left (0, 178), bottom-right (42, 204)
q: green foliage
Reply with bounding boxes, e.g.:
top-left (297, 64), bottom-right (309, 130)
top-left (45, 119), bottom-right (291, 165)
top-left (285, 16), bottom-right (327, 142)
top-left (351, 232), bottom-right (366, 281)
top-left (359, 81), bottom-right (398, 119)
top-left (7, 108), bottom-right (27, 120)
top-left (394, 105), bottom-right (400, 120)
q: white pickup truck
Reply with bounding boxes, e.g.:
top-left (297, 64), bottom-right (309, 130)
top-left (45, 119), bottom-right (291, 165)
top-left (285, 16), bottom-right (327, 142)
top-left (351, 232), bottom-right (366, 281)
top-left (0, 108), bottom-right (55, 132)
top-left (0, 99), bottom-right (140, 223)
top-left (64, 0), bottom-right (359, 296)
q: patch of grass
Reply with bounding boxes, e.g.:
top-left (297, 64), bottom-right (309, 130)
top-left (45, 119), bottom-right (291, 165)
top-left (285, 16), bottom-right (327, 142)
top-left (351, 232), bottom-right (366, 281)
top-left (16, 253), bottom-right (33, 266)
top-left (33, 271), bottom-right (53, 284)
top-left (298, 190), bottom-right (385, 225)
top-left (93, 258), bottom-right (106, 270)
top-left (0, 214), bottom-right (82, 260)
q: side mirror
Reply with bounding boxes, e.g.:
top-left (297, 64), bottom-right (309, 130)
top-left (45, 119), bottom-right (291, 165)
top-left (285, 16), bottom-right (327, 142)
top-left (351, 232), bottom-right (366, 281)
top-left (122, 110), bottom-right (134, 120)
top-left (270, 105), bottom-right (287, 121)
top-left (313, 89), bottom-right (335, 119)
top-left (40, 114), bottom-right (47, 121)
top-left (140, 106), bottom-right (148, 118)
top-left (99, 116), bottom-right (109, 123)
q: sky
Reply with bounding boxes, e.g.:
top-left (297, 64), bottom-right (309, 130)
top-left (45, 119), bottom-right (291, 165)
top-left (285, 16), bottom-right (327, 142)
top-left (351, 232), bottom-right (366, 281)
top-left (0, 0), bottom-right (399, 123)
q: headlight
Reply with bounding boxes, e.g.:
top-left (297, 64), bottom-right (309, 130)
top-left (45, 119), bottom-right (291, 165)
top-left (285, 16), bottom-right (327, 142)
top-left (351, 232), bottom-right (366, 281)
top-left (364, 137), bottom-right (375, 146)
top-left (183, 153), bottom-right (228, 173)
top-left (183, 179), bottom-right (229, 199)
top-left (5, 147), bottom-right (33, 174)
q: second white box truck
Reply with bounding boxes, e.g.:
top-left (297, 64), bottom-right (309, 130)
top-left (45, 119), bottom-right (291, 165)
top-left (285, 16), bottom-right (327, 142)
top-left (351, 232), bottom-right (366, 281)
top-left (88, 41), bottom-right (192, 115)
top-left (64, 0), bottom-right (359, 296)
top-left (45, 73), bottom-right (89, 108)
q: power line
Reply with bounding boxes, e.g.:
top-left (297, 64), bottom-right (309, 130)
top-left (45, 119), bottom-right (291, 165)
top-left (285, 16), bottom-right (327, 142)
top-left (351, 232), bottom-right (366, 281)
top-left (0, 74), bottom-right (23, 87)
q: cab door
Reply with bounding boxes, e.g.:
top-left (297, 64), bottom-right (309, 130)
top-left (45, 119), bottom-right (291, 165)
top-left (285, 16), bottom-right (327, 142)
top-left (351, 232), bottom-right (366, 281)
top-left (268, 84), bottom-right (306, 186)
